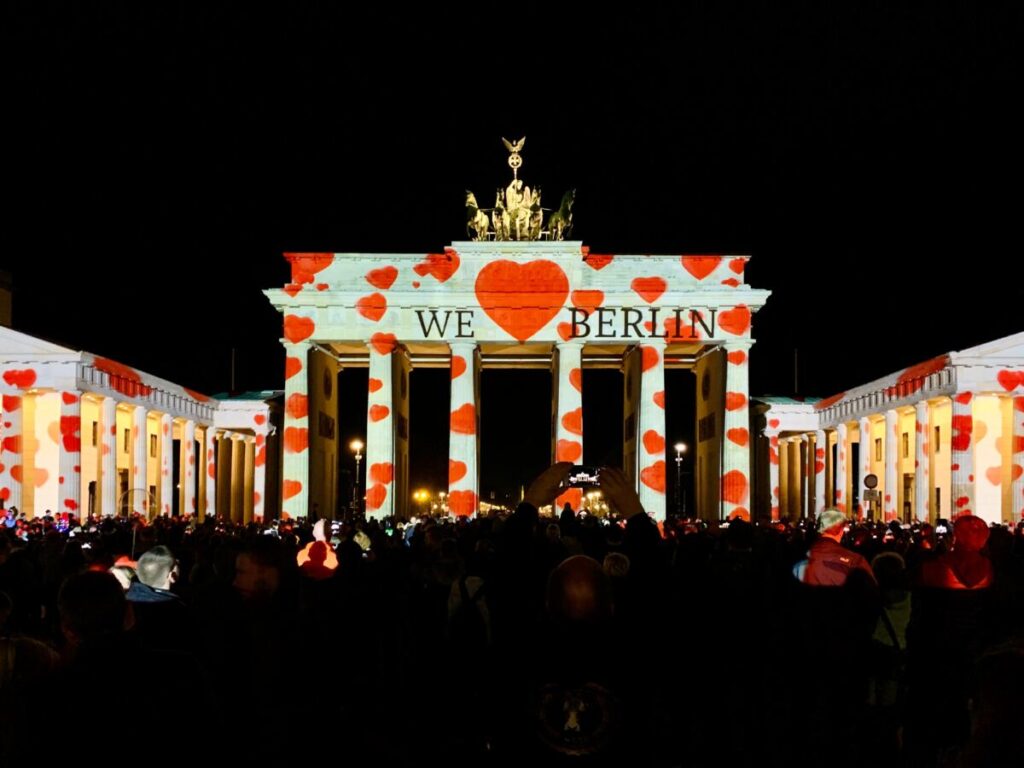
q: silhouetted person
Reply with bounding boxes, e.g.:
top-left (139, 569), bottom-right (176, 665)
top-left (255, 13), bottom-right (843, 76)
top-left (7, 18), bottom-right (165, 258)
top-left (798, 508), bottom-right (876, 586)
top-left (918, 514), bottom-right (993, 589)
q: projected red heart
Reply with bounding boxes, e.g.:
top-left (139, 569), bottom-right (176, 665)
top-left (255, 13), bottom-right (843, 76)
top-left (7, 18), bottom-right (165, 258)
top-left (366, 266), bottom-right (398, 290)
top-left (475, 260), bottom-right (569, 342)
top-left (449, 459), bottom-right (467, 485)
top-left (681, 256), bottom-right (722, 280)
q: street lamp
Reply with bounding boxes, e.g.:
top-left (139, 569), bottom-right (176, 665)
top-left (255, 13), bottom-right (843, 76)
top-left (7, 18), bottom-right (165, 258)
top-left (350, 439), bottom-right (364, 515)
top-left (413, 489), bottom-right (429, 516)
top-left (674, 442), bottom-right (687, 518)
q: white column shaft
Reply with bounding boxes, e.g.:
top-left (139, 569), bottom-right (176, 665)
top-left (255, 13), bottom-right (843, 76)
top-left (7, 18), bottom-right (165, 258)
top-left (366, 339), bottom-right (395, 519)
top-left (768, 431), bottom-right (781, 520)
top-left (836, 423), bottom-right (849, 514)
top-left (0, 395), bottom-right (24, 512)
top-left (637, 340), bottom-right (667, 520)
top-left (57, 392), bottom-right (83, 516)
top-left (100, 397), bottom-right (117, 516)
top-left (721, 341), bottom-right (753, 520)
top-left (553, 343), bottom-right (585, 510)
top-left (915, 401), bottom-right (931, 522)
top-left (814, 429), bottom-right (827, 516)
top-left (859, 416), bottom-right (872, 520)
top-left (131, 406), bottom-right (148, 516)
top-left (448, 342), bottom-right (478, 517)
top-left (951, 393), bottom-right (976, 517)
top-left (181, 419), bottom-right (196, 516)
top-left (159, 413), bottom-right (173, 517)
top-left (1013, 397), bottom-right (1024, 522)
top-left (884, 409), bottom-right (899, 521)
top-left (282, 340), bottom-right (310, 518)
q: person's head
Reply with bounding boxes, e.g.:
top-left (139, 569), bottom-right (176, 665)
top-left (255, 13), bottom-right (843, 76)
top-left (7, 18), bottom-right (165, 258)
top-left (136, 545), bottom-right (178, 590)
top-left (312, 518), bottom-right (328, 543)
top-left (602, 552), bottom-right (630, 579)
top-left (817, 508), bottom-right (847, 541)
top-left (546, 555), bottom-right (613, 624)
top-left (58, 571), bottom-right (130, 646)
top-left (871, 551), bottom-right (908, 592)
top-left (546, 522), bottom-right (561, 542)
top-left (954, 515), bottom-right (990, 553)
top-left (234, 538), bottom-right (284, 601)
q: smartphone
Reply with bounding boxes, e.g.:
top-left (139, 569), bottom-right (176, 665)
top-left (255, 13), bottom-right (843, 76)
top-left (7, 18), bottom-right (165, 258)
top-left (562, 466), bottom-right (601, 488)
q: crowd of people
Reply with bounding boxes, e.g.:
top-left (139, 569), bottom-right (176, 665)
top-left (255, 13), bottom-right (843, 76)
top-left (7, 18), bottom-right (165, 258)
top-left (2, 462), bottom-right (1024, 766)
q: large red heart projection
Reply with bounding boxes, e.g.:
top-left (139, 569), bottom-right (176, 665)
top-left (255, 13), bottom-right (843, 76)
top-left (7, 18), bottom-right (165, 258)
top-left (640, 461), bottom-right (666, 493)
top-left (475, 260), bottom-right (569, 342)
top-left (448, 490), bottom-right (476, 517)
top-left (370, 462), bottom-right (394, 484)
top-left (631, 277), bottom-right (667, 304)
top-left (681, 256), bottom-right (722, 280)
top-left (366, 483), bottom-right (387, 510)
top-left (719, 305), bottom-right (751, 335)
top-left (414, 251), bottom-right (461, 283)
top-left (366, 266), bottom-right (398, 290)
top-left (449, 459), bottom-right (467, 485)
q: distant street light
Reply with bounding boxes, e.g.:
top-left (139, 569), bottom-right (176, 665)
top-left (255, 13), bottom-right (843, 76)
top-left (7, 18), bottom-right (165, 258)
top-left (350, 439), bottom-right (364, 515)
top-left (674, 442), bottom-right (687, 518)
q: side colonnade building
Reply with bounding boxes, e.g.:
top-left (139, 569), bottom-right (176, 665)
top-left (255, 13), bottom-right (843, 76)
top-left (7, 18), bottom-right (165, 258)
top-left (755, 332), bottom-right (1024, 525)
top-left (0, 325), bottom-right (280, 522)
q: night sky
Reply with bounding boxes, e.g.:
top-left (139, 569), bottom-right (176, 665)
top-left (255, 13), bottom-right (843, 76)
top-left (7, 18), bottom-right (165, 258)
top-left (4, 4), bottom-right (1021, 500)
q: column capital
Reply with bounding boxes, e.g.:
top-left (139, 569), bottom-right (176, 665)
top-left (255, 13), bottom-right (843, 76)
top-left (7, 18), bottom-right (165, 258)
top-left (723, 339), bottom-right (755, 352)
top-left (448, 340), bottom-right (478, 354)
top-left (555, 339), bottom-right (585, 351)
top-left (638, 337), bottom-right (667, 349)
top-left (281, 338), bottom-right (312, 351)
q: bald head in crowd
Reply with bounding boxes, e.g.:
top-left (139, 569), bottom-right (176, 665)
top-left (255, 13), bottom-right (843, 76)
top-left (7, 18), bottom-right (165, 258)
top-left (546, 555), bottom-right (614, 624)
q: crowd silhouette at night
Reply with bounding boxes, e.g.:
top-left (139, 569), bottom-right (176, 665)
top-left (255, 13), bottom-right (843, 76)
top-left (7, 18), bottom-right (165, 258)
top-left (2, 463), bottom-right (1024, 766)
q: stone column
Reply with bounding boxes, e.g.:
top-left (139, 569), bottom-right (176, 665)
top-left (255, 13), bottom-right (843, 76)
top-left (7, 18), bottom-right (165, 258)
top-left (159, 413), bottom-right (173, 517)
top-left (767, 430), bottom-right (781, 521)
top-left (789, 439), bottom-right (802, 520)
top-left (230, 434), bottom-right (244, 523)
top-left (637, 340), bottom-right (667, 520)
top-left (859, 416), bottom-right (873, 520)
top-left (836, 422), bottom-right (849, 514)
top-left (814, 429), bottom-right (827, 517)
top-left (216, 434), bottom-right (232, 520)
top-left (778, 436), bottom-right (790, 520)
top-left (1013, 397), bottom-right (1024, 523)
top-left (100, 397), bottom-right (117, 516)
top-left (58, 391), bottom-right (82, 517)
top-left (282, 340), bottom-right (311, 519)
top-left (203, 427), bottom-right (217, 521)
top-left (951, 393), bottom-right (976, 517)
top-left (884, 409), bottom-right (900, 521)
top-left (553, 341), bottom-right (584, 512)
top-left (914, 401), bottom-right (931, 522)
top-left (243, 437), bottom-right (255, 523)
top-left (0, 394), bottom-right (24, 512)
top-left (252, 425), bottom-right (267, 521)
top-left (722, 341), bottom-right (753, 520)
top-left (180, 419), bottom-right (196, 516)
top-left (130, 406), bottom-right (148, 516)
top-left (448, 341), bottom-right (479, 517)
top-left (365, 337), bottom-right (396, 519)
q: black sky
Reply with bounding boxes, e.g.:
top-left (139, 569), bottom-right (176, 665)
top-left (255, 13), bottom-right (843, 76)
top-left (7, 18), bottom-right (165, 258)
top-left (3, 4), bottom-right (1022, 497)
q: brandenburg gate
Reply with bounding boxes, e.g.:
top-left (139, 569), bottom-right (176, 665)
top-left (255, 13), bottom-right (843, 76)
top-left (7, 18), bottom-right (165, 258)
top-left (265, 140), bottom-right (770, 521)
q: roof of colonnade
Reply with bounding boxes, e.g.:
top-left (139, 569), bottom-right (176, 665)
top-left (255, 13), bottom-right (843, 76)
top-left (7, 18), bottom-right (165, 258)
top-left (265, 242), bottom-right (771, 349)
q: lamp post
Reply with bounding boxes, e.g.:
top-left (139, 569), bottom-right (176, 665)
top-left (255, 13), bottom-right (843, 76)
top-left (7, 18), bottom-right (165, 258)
top-left (350, 439), bottom-right (364, 515)
top-left (413, 489), bottom-right (429, 517)
top-left (674, 442), bottom-right (687, 518)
